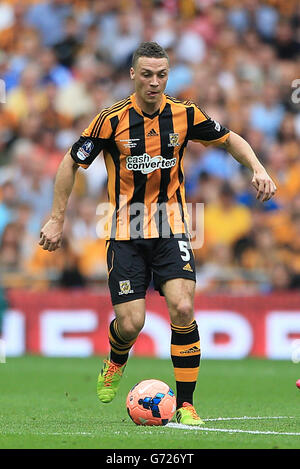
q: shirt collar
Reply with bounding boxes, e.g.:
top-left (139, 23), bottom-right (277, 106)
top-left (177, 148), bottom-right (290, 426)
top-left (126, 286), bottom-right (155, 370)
top-left (131, 93), bottom-right (166, 117)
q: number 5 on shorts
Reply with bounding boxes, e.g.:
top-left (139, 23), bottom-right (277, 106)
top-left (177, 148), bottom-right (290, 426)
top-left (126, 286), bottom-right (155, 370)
top-left (178, 240), bottom-right (190, 262)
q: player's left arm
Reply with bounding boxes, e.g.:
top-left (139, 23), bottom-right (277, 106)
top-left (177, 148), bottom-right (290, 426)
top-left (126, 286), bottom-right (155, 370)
top-left (187, 103), bottom-right (277, 203)
top-left (217, 131), bottom-right (277, 202)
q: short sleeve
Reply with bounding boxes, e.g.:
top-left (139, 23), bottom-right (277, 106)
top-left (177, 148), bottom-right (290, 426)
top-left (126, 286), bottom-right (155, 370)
top-left (187, 104), bottom-right (230, 147)
top-left (70, 111), bottom-right (112, 169)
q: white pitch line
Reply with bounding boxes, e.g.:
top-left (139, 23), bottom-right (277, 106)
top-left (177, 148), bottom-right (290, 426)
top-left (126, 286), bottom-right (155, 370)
top-left (168, 424), bottom-right (300, 436)
top-left (50, 432), bottom-right (93, 436)
top-left (1, 431), bottom-right (93, 436)
top-left (168, 416), bottom-right (300, 436)
top-left (204, 416), bottom-right (296, 422)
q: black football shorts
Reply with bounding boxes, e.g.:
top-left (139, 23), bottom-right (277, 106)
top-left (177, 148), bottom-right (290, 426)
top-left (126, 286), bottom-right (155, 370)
top-left (106, 234), bottom-right (196, 305)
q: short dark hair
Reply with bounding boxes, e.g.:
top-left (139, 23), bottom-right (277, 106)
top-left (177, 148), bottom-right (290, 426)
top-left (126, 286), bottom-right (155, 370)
top-left (132, 42), bottom-right (169, 68)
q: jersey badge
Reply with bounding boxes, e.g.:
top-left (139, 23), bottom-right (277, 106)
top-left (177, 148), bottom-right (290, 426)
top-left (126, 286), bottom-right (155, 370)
top-left (119, 280), bottom-right (134, 295)
top-left (168, 133), bottom-right (180, 147)
top-left (77, 140), bottom-right (94, 160)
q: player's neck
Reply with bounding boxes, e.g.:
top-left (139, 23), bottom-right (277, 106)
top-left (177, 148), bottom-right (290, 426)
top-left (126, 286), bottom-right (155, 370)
top-left (135, 94), bottom-right (163, 116)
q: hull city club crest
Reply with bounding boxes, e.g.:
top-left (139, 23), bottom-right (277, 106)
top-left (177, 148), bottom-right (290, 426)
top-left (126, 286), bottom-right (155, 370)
top-left (119, 280), bottom-right (134, 295)
top-left (168, 133), bottom-right (180, 147)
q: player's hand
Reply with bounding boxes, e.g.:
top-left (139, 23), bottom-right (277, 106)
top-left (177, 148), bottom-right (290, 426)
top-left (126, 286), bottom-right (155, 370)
top-left (251, 168), bottom-right (277, 202)
top-left (39, 218), bottom-right (63, 251)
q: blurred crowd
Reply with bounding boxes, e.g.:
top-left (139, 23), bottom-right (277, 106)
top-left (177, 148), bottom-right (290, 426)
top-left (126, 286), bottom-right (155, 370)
top-left (0, 0), bottom-right (299, 294)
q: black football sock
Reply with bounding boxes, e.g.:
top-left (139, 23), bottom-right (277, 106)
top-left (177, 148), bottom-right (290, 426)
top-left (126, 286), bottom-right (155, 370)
top-left (108, 318), bottom-right (137, 366)
top-left (170, 320), bottom-right (201, 409)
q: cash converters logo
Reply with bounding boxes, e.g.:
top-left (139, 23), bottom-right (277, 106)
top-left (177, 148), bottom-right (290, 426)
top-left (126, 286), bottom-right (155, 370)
top-left (126, 153), bottom-right (177, 174)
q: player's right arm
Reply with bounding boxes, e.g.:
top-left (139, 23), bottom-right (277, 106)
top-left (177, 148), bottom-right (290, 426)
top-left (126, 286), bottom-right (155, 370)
top-left (39, 110), bottom-right (112, 251)
top-left (39, 150), bottom-right (79, 251)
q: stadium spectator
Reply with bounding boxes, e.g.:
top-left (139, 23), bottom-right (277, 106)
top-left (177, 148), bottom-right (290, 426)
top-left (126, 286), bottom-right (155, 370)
top-left (0, 2), bottom-right (32, 54)
top-left (3, 30), bottom-right (41, 92)
top-left (269, 262), bottom-right (294, 291)
top-left (39, 47), bottom-right (73, 88)
top-left (273, 19), bottom-right (300, 60)
top-left (227, 0), bottom-right (279, 39)
top-left (0, 181), bottom-right (18, 237)
top-left (54, 54), bottom-right (103, 118)
top-left (6, 63), bottom-right (47, 121)
top-left (71, 196), bottom-right (99, 249)
top-left (25, 0), bottom-right (72, 47)
top-left (57, 238), bottom-right (86, 289)
top-left (53, 15), bottom-right (81, 68)
top-left (108, 10), bottom-right (142, 68)
top-left (249, 82), bottom-right (285, 140)
top-left (202, 182), bottom-right (252, 248)
top-left (0, 222), bottom-right (22, 276)
top-left (33, 128), bottom-right (65, 178)
top-left (15, 152), bottom-right (54, 228)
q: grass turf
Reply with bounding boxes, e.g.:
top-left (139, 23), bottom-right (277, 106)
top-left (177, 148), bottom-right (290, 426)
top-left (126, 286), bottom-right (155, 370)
top-left (0, 356), bottom-right (299, 449)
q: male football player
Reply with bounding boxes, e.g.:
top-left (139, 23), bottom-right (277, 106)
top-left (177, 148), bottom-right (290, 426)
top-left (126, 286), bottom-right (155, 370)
top-left (39, 42), bottom-right (277, 425)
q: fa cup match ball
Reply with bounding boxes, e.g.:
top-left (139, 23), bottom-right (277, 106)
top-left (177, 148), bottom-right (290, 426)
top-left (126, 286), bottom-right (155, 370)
top-left (126, 379), bottom-right (176, 426)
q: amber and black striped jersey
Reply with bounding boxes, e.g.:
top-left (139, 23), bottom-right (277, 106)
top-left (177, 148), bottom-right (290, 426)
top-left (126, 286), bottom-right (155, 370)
top-left (70, 93), bottom-right (230, 240)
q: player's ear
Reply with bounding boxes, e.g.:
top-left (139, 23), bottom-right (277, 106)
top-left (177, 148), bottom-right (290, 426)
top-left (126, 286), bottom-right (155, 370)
top-left (130, 67), bottom-right (135, 80)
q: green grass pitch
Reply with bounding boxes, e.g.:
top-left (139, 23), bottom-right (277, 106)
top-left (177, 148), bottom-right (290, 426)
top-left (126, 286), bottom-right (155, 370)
top-left (0, 356), bottom-right (299, 449)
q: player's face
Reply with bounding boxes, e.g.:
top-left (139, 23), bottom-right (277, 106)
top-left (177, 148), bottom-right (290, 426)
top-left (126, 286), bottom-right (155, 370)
top-left (130, 57), bottom-right (169, 111)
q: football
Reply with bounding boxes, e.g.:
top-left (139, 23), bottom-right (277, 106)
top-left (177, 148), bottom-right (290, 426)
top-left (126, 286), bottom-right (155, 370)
top-left (126, 379), bottom-right (176, 426)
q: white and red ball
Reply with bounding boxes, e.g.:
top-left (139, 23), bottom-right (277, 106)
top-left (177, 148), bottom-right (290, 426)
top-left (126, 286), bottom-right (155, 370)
top-left (126, 379), bottom-right (176, 426)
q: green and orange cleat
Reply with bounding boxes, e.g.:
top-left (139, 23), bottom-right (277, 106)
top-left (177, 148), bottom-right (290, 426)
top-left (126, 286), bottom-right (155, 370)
top-left (175, 402), bottom-right (204, 426)
top-left (97, 359), bottom-right (126, 403)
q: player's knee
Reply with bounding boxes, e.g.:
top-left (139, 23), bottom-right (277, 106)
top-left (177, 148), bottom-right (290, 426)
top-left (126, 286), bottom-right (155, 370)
top-left (118, 315), bottom-right (144, 340)
top-left (171, 298), bottom-right (194, 326)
